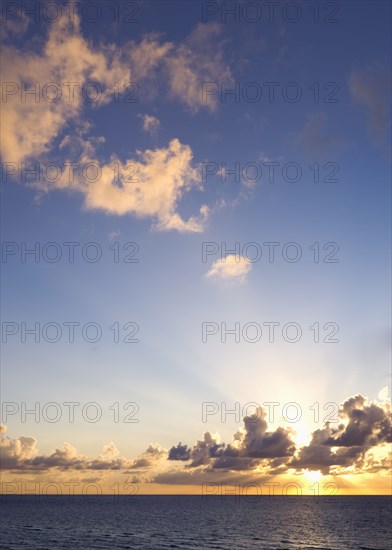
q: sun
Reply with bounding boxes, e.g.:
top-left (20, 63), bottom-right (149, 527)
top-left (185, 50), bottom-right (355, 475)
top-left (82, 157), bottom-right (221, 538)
top-left (304, 470), bottom-right (322, 483)
top-left (292, 422), bottom-right (312, 447)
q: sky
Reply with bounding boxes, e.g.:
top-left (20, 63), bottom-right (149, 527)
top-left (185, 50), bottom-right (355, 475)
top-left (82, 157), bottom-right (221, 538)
top-left (0, 0), bottom-right (391, 496)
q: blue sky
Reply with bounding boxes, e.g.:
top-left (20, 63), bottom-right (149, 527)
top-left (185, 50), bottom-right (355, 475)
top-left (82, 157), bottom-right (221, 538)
top-left (1, 0), bottom-right (391, 494)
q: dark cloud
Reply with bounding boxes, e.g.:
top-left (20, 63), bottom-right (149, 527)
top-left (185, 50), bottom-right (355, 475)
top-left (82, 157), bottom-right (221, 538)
top-left (186, 432), bottom-right (224, 467)
top-left (0, 434), bottom-right (132, 472)
top-left (242, 410), bottom-right (295, 459)
top-left (168, 408), bottom-right (295, 471)
top-left (168, 443), bottom-right (191, 461)
top-left (325, 394), bottom-right (392, 447)
top-left (211, 456), bottom-right (258, 470)
top-left (130, 444), bottom-right (166, 469)
top-left (1, 394), bottom-right (390, 481)
top-left (291, 395), bottom-right (391, 474)
top-left (290, 438), bottom-right (365, 475)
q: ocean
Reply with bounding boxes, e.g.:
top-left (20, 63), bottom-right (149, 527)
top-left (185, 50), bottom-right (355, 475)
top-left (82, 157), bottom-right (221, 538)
top-left (0, 496), bottom-right (391, 549)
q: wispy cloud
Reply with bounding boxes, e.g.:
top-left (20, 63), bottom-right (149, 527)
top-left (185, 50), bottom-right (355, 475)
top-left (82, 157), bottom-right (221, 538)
top-left (349, 64), bottom-right (391, 150)
top-left (295, 112), bottom-right (347, 157)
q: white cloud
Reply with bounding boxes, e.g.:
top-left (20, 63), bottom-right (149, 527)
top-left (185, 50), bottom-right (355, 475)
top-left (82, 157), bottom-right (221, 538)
top-left (1, 17), bottom-right (232, 231)
top-left (81, 138), bottom-right (209, 232)
top-left (36, 137), bottom-right (209, 233)
top-left (165, 23), bottom-right (233, 112)
top-left (1, 14), bottom-right (131, 164)
top-left (129, 35), bottom-right (172, 82)
top-left (140, 114), bottom-right (160, 136)
top-left (378, 386), bottom-right (390, 402)
top-left (0, 427), bottom-right (133, 471)
top-left (1, 18), bottom-right (233, 166)
top-left (206, 254), bottom-right (251, 282)
top-left (0, 432), bottom-right (38, 468)
top-left (125, 25), bottom-right (233, 113)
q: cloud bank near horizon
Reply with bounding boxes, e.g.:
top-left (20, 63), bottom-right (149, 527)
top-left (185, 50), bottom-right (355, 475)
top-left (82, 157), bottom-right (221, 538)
top-left (1, 393), bottom-right (390, 488)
